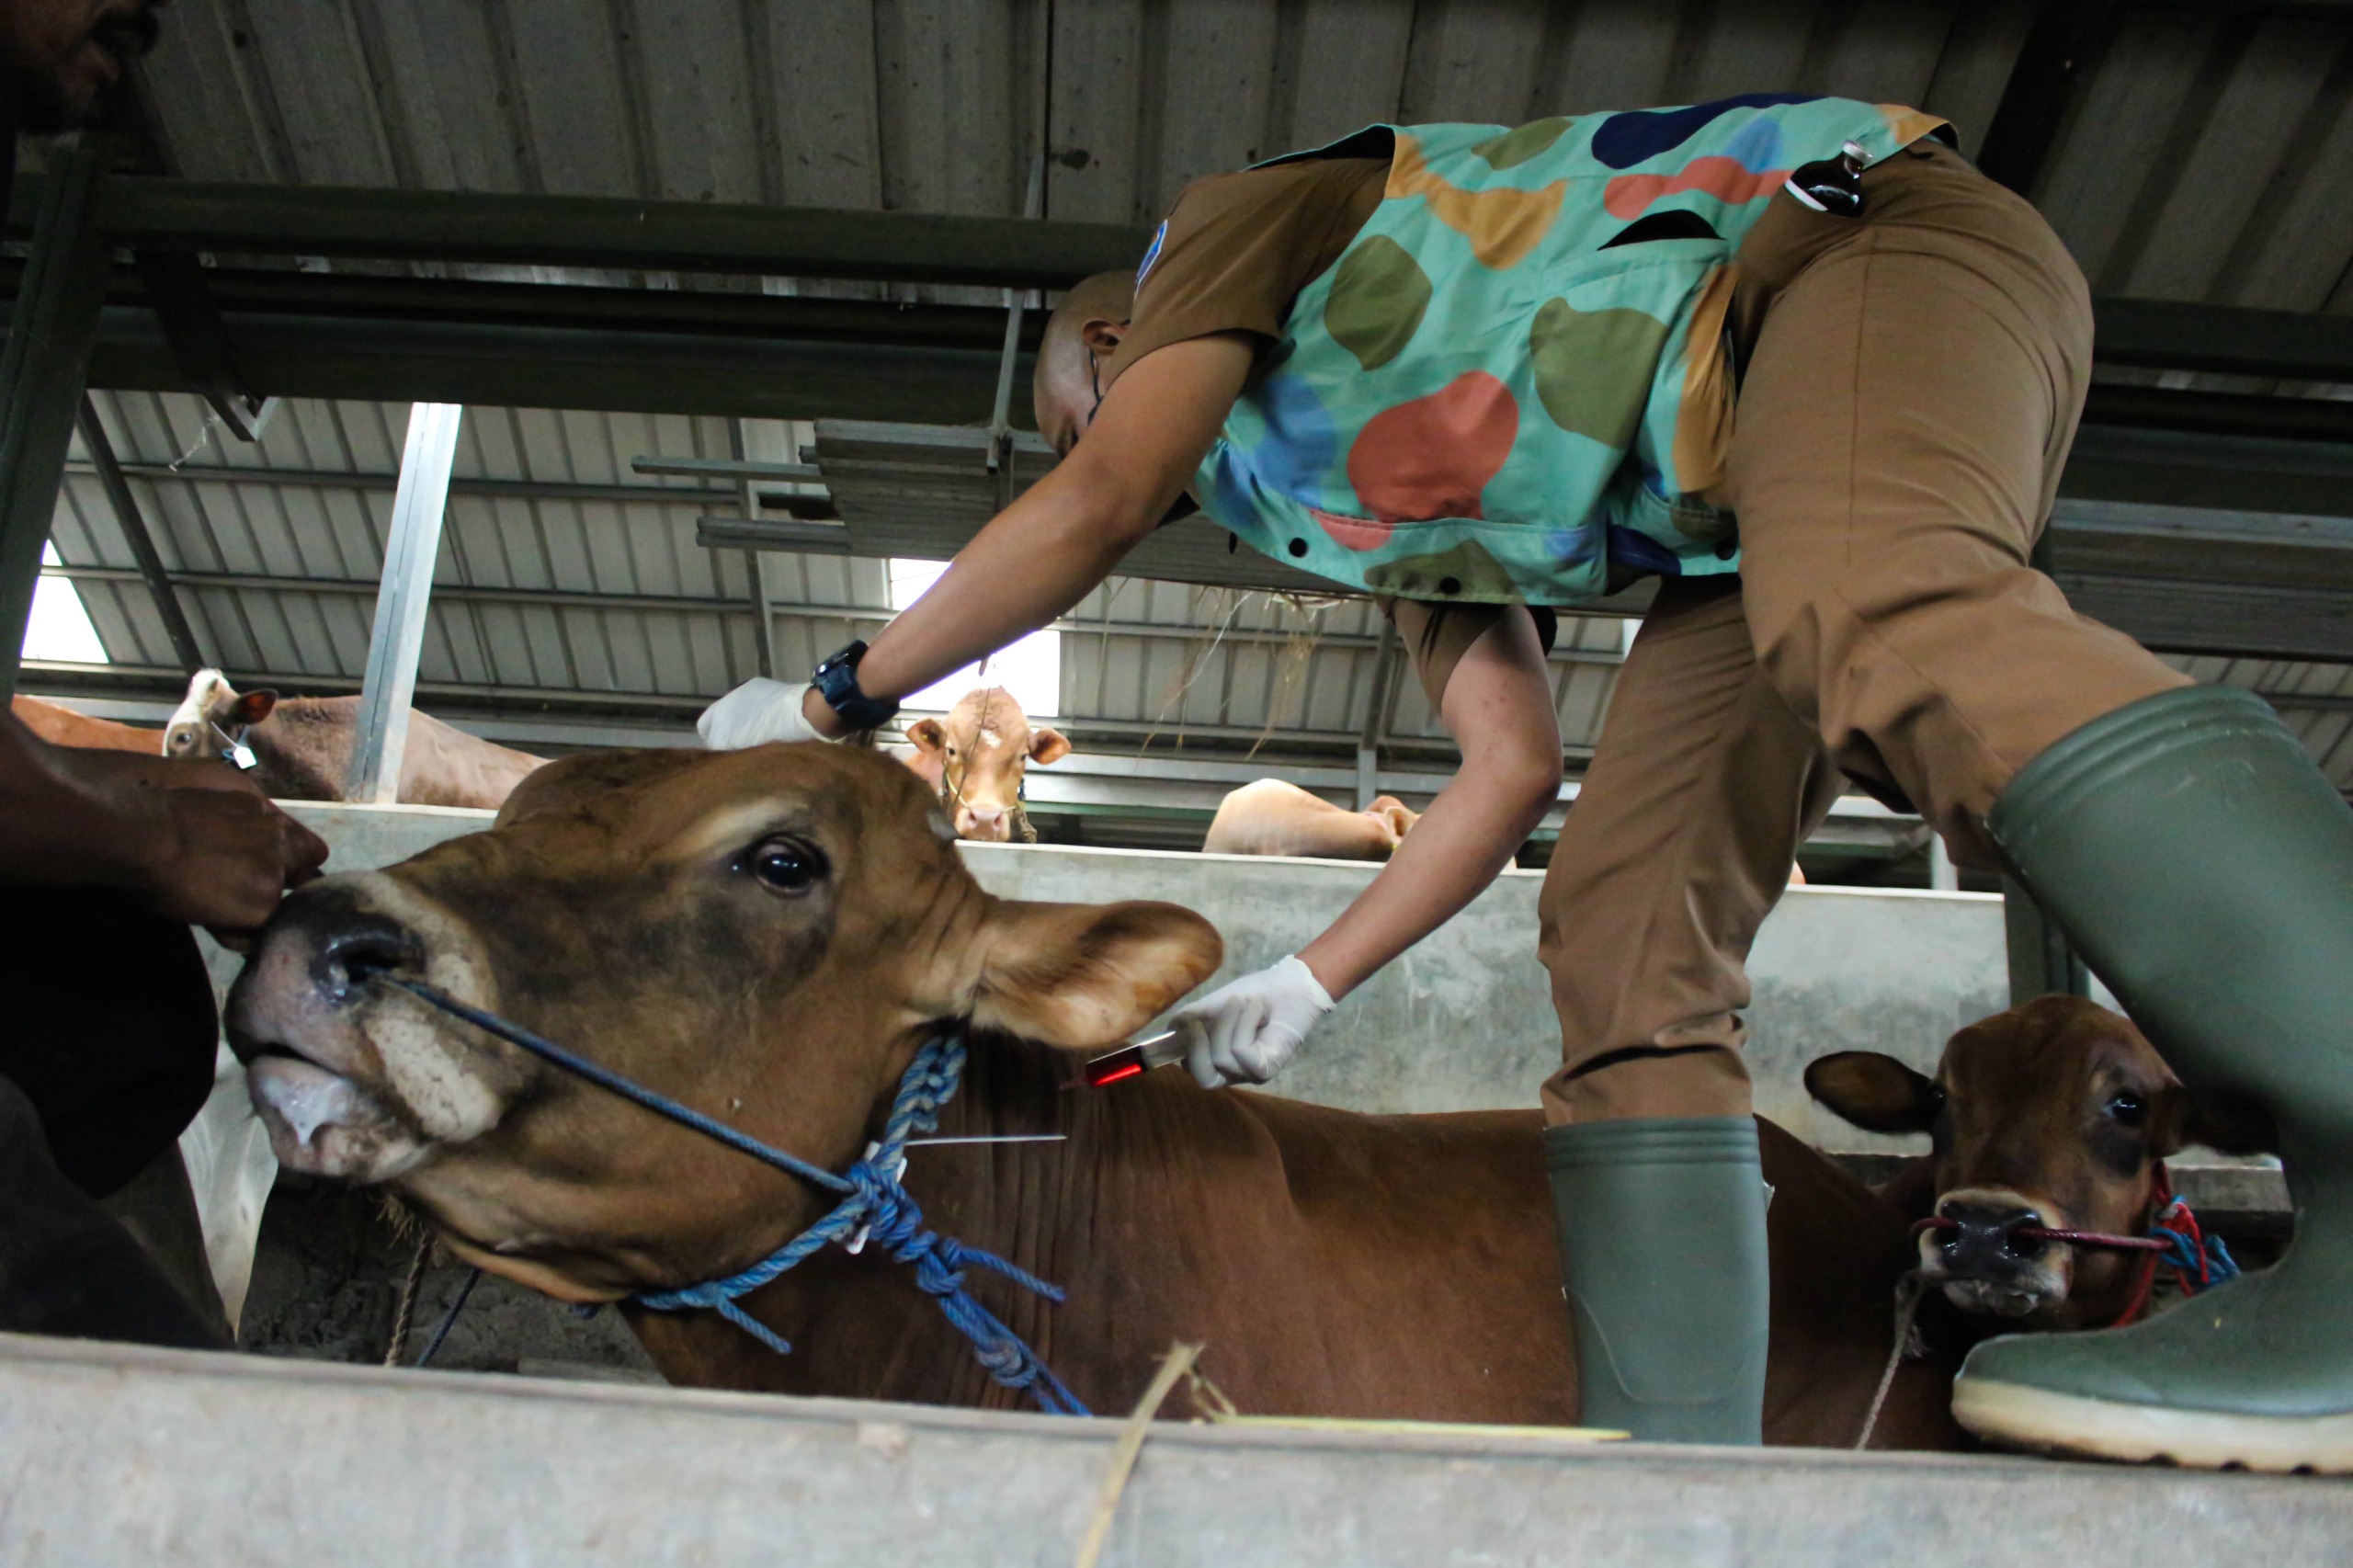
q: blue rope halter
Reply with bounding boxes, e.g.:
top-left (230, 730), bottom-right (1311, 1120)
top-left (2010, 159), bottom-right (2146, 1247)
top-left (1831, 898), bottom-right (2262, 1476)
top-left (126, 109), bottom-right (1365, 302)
top-left (381, 977), bottom-right (1089, 1415)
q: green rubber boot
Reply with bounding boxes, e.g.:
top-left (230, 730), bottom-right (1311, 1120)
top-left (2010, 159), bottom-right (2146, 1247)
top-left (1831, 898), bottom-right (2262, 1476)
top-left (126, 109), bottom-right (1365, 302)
top-left (1545, 1116), bottom-right (1769, 1444)
top-left (1956, 685), bottom-right (2353, 1471)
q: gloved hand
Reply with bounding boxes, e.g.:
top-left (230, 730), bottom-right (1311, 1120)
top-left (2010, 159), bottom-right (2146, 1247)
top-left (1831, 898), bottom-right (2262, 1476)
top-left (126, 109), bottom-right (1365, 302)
top-left (697, 679), bottom-right (838, 750)
top-left (1171, 954), bottom-right (1336, 1090)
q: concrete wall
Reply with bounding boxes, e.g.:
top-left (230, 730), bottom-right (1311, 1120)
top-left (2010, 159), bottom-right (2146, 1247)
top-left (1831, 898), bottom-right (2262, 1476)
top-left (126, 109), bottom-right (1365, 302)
top-left (6, 1335), bottom-right (2345, 1567)
top-left (271, 803), bottom-right (2006, 1153)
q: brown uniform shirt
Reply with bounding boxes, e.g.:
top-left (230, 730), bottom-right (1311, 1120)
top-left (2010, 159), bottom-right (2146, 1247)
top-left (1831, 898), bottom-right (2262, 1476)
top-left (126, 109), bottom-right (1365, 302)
top-left (1105, 155), bottom-right (1553, 707)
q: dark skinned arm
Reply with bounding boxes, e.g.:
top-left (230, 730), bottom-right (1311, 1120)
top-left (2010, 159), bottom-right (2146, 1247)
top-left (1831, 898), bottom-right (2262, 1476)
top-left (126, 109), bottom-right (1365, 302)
top-left (0, 711), bottom-right (327, 935)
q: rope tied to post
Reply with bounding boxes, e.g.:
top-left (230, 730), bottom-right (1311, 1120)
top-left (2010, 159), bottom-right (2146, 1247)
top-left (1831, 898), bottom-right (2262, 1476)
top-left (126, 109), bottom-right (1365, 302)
top-left (380, 975), bottom-right (1087, 1415)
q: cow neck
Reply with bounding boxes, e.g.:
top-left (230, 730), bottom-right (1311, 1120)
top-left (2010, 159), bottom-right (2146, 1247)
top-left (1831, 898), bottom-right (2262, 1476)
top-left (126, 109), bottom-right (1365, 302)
top-left (385, 977), bottom-right (1085, 1411)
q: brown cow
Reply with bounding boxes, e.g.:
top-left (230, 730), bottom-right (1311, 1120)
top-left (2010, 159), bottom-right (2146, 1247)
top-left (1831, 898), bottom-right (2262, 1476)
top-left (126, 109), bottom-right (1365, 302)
top-left (226, 742), bottom-right (1961, 1447)
top-left (11, 694), bottom-right (165, 754)
top-left (897, 687), bottom-right (1069, 843)
top-left (1203, 778), bottom-right (1419, 861)
top-left (1806, 995), bottom-right (2260, 1332)
top-left (165, 670), bottom-right (545, 810)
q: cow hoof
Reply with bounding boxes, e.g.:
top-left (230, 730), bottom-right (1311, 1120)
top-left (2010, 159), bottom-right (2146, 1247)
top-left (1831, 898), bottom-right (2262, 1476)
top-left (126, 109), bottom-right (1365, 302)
top-left (1953, 1377), bottom-right (2353, 1473)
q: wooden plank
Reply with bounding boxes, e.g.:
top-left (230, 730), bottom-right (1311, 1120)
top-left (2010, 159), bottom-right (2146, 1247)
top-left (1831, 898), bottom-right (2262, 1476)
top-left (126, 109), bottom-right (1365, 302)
top-left (763, 0), bottom-right (882, 210)
top-left (1918, 0), bottom-right (2039, 161)
top-left (364, 0), bottom-right (539, 193)
top-left (1282, 0), bottom-right (1415, 147)
top-left (2118, 15), bottom-right (2339, 301)
top-left (2035, 7), bottom-right (2217, 285)
top-left (1396, 0), bottom-right (1548, 125)
top-left (628, 0), bottom-right (766, 204)
top-left (1047, 0), bottom-right (1149, 222)
top-left (1545, 0), bottom-right (1684, 114)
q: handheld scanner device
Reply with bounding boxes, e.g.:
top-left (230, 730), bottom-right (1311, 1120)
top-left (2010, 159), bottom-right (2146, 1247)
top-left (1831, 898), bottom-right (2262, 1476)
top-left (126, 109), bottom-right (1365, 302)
top-left (1078, 1029), bottom-right (1183, 1088)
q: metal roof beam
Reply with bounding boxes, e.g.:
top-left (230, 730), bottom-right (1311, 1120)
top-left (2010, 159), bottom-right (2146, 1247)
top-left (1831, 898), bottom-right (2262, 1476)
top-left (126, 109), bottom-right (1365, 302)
top-left (73, 459), bottom-right (736, 508)
top-left (82, 306), bottom-right (1016, 425)
top-left (2094, 297), bottom-right (2353, 383)
top-left (0, 143), bottom-right (107, 704)
top-left (6, 175), bottom-right (1158, 292)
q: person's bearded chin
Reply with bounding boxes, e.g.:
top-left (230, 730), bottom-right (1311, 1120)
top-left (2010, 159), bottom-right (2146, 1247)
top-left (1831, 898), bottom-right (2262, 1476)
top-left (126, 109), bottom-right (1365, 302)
top-left (8, 6), bottom-right (161, 135)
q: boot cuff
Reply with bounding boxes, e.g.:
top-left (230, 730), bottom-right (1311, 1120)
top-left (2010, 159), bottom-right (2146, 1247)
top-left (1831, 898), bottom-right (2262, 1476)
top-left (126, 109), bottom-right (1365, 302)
top-left (1992, 686), bottom-right (2295, 855)
top-left (1545, 1116), bottom-right (1760, 1174)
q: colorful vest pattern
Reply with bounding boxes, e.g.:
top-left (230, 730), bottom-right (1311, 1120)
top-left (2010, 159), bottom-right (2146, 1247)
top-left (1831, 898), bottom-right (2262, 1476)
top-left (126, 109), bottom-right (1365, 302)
top-left (1188, 96), bottom-right (1947, 605)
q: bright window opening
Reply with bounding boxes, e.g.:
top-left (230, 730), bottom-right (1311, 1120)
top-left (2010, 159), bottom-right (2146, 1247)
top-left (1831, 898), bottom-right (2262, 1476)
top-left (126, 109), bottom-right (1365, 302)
top-left (887, 559), bottom-right (1061, 718)
top-left (21, 544), bottom-right (108, 664)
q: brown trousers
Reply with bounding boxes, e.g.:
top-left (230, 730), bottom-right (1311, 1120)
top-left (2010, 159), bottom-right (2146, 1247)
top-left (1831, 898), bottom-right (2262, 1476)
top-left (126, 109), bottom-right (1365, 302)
top-left (1537, 141), bottom-right (2188, 1126)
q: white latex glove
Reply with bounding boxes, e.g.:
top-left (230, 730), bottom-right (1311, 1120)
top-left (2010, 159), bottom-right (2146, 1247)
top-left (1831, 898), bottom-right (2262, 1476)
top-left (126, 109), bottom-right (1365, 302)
top-left (1171, 955), bottom-right (1336, 1090)
top-left (698, 679), bottom-right (835, 750)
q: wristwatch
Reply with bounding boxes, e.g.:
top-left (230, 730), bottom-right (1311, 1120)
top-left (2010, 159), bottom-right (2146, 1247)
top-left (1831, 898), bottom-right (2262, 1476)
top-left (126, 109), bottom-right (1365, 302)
top-left (810, 641), bottom-right (900, 732)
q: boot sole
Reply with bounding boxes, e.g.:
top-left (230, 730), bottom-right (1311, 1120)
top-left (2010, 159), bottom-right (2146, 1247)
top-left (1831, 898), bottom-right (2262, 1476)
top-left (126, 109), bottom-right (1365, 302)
top-left (1954, 1377), bottom-right (2353, 1474)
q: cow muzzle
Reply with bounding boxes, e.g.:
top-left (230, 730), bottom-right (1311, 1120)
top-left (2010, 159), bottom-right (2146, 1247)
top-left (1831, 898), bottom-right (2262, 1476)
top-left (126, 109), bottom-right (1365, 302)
top-left (228, 871), bottom-right (510, 1183)
top-left (1919, 1188), bottom-right (2072, 1319)
top-left (955, 801), bottom-right (1012, 842)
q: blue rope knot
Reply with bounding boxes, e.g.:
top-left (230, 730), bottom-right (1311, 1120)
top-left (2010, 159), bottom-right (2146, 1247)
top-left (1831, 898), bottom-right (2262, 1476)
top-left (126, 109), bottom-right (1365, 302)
top-left (2151, 1201), bottom-right (2240, 1291)
top-left (629, 1031), bottom-right (1090, 1416)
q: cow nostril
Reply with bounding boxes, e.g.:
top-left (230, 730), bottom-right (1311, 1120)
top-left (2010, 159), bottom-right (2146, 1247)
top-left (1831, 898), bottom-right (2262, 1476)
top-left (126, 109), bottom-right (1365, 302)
top-left (313, 921), bottom-right (422, 1004)
top-left (1935, 1200), bottom-right (2047, 1263)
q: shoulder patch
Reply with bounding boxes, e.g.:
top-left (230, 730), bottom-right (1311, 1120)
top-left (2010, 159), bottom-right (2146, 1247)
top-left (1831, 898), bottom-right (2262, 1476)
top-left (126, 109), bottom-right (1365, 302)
top-left (1134, 220), bottom-right (1169, 290)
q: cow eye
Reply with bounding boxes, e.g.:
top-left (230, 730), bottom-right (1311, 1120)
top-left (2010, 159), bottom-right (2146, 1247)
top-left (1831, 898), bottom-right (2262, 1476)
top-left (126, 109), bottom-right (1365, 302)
top-left (2105, 1092), bottom-right (2146, 1128)
top-left (744, 836), bottom-right (824, 895)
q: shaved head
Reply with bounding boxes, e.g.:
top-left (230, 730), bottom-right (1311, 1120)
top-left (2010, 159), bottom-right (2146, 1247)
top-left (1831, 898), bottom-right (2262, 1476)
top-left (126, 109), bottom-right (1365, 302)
top-left (1034, 269), bottom-right (1135, 457)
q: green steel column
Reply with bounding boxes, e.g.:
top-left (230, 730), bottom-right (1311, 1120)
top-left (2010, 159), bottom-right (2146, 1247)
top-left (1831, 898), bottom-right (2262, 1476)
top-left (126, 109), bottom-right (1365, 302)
top-left (0, 142), bottom-right (109, 702)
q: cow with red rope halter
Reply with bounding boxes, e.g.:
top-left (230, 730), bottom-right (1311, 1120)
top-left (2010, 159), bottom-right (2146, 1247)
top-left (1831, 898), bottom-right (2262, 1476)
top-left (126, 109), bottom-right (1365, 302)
top-left (1807, 994), bottom-right (2252, 1335)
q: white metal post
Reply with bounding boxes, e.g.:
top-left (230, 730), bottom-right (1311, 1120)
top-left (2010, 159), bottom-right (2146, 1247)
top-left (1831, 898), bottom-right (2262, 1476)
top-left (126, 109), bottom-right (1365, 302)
top-left (346, 403), bottom-right (463, 803)
top-left (1928, 834), bottom-right (1960, 892)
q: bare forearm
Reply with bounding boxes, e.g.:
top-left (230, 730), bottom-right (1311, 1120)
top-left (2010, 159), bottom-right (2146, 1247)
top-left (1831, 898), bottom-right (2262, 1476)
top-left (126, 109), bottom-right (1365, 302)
top-left (1296, 607), bottom-right (1563, 999)
top-left (0, 714), bottom-right (165, 889)
top-left (1295, 760), bottom-right (1555, 998)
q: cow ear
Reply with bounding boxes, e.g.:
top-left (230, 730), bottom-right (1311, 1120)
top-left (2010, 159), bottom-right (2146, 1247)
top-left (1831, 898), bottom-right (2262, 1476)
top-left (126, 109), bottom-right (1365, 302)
top-left (905, 718), bottom-right (947, 756)
top-left (1027, 725), bottom-right (1071, 766)
top-left (2151, 1084), bottom-right (2275, 1158)
top-left (1805, 1051), bottom-right (1941, 1134)
top-left (233, 689), bottom-right (278, 725)
top-left (956, 898), bottom-right (1222, 1048)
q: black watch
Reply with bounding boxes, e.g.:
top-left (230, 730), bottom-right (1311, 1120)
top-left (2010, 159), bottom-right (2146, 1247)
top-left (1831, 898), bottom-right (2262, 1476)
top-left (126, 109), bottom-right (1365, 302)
top-left (810, 641), bottom-right (900, 732)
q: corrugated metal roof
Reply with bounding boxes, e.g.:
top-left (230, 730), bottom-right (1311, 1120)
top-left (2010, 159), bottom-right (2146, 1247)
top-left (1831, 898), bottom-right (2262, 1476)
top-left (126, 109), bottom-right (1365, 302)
top-left (124, 0), bottom-right (2353, 319)
top-left (22, 1), bottom-right (2353, 827)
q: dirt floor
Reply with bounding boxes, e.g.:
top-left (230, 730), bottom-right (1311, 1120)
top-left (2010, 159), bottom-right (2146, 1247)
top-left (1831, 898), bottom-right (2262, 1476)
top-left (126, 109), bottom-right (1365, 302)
top-left (238, 1178), bottom-right (660, 1382)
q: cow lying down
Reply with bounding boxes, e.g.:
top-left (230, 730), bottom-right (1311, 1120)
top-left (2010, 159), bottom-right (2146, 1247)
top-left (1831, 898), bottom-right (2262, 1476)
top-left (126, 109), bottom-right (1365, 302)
top-left (228, 742), bottom-right (1966, 1447)
top-left (1204, 778), bottom-right (1419, 861)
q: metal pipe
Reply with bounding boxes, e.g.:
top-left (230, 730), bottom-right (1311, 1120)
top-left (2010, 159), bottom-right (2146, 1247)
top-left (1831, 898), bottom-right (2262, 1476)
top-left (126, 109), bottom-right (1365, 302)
top-left (0, 142), bottom-right (108, 702)
top-left (345, 403), bottom-right (463, 804)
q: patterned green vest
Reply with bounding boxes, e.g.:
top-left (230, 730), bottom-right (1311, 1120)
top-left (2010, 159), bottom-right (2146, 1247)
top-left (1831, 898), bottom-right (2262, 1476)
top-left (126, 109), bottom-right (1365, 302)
top-left (1187, 96), bottom-right (1945, 605)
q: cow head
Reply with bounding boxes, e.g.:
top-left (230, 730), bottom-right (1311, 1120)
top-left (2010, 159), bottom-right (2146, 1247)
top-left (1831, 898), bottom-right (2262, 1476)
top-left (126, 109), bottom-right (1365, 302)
top-left (904, 687), bottom-right (1069, 843)
top-left (165, 668), bottom-right (277, 760)
top-left (224, 744), bottom-right (1220, 1303)
top-left (1806, 995), bottom-right (2258, 1328)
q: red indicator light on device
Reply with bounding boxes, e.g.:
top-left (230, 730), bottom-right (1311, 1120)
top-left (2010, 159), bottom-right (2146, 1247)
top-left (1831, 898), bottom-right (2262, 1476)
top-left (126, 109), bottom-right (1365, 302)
top-left (1077, 1031), bottom-right (1179, 1089)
